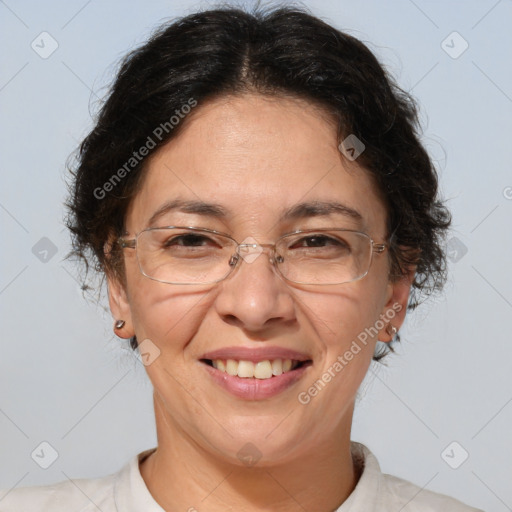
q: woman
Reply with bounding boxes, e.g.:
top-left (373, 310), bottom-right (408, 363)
top-left (0, 5), bottom-right (483, 511)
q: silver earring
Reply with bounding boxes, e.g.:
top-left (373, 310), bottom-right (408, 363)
top-left (114, 320), bottom-right (126, 330)
top-left (386, 323), bottom-right (398, 337)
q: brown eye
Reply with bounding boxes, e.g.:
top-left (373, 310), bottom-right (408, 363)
top-left (289, 235), bottom-right (350, 251)
top-left (163, 234), bottom-right (216, 247)
top-left (291, 235), bottom-right (346, 248)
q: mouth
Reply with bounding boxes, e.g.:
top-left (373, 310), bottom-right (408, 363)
top-left (200, 358), bottom-right (313, 380)
top-left (198, 346), bottom-right (313, 400)
top-left (200, 357), bottom-right (313, 400)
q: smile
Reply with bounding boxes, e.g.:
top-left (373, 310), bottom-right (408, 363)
top-left (202, 358), bottom-right (310, 379)
top-left (200, 357), bottom-right (313, 400)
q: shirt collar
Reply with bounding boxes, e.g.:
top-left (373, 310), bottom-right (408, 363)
top-left (335, 441), bottom-right (381, 511)
top-left (113, 447), bottom-right (163, 512)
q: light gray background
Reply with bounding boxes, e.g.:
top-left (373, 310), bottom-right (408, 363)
top-left (1, 1), bottom-right (511, 510)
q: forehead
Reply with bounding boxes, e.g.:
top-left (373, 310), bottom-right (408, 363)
top-left (126, 94), bottom-right (388, 237)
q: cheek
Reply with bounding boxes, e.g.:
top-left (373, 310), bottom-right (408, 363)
top-left (126, 264), bottom-right (213, 352)
top-left (296, 288), bottom-right (383, 427)
top-left (298, 282), bottom-right (385, 350)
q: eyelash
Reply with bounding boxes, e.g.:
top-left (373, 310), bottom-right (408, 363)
top-left (163, 233), bottom-right (349, 250)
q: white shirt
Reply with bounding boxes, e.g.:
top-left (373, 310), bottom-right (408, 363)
top-left (0, 442), bottom-right (483, 511)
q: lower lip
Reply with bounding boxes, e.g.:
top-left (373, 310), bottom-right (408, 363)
top-left (201, 362), bottom-right (311, 400)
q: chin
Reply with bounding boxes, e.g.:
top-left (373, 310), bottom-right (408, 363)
top-left (200, 419), bottom-right (312, 467)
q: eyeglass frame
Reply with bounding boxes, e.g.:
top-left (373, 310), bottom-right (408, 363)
top-left (117, 225), bottom-right (388, 286)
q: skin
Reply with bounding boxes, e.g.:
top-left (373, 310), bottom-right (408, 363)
top-left (108, 93), bottom-right (414, 512)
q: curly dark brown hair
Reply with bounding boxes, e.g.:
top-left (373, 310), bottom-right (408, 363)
top-left (65, 5), bottom-right (451, 361)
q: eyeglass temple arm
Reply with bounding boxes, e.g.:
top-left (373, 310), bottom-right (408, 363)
top-left (372, 243), bottom-right (387, 254)
top-left (118, 238), bottom-right (136, 249)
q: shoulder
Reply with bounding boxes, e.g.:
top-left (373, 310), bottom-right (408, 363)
top-left (0, 469), bottom-right (118, 512)
top-left (348, 442), bottom-right (484, 512)
top-left (381, 473), bottom-right (484, 511)
top-left (0, 448), bottom-right (159, 512)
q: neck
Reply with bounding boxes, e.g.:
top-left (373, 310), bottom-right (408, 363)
top-left (140, 393), bottom-right (360, 512)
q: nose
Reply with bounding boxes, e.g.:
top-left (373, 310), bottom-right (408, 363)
top-left (214, 244), bottom-right (296, 333)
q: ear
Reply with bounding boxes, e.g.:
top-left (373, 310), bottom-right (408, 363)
top-left (107, 272), bottom-right (135, 339)
top-left (377, 266), bottom-right (415, 343)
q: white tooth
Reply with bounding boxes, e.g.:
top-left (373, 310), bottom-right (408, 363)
top-left (271, 359), bottom-right (283, 376)
top-left (237, 360), bottom-right (255, 378)
top-left (214, 358), bottom-right (297, 377)
top-left (254, 360), bottom-right (273, 379)
top-left (226, 359), bottom-right (239, 376)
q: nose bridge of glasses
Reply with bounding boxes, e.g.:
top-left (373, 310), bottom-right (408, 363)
top-left (233, 238), bottom-right (277, 266)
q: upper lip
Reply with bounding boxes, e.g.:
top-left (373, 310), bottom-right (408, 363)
top-left (200, 346), bottom-right (312, 363)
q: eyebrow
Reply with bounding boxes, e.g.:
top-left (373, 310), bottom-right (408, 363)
top-left (280, 200), bottom-right (364, 225)
top-left (147, 199), bottom-right (228, 226)
top-left (147, 199), bottom-right (364, 227)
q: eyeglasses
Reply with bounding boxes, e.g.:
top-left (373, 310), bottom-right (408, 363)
top-left (118, 226), bottom-right (387, 286)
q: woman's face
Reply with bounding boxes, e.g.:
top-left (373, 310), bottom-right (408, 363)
top-left (109, 93), bottom-right (411, 465)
